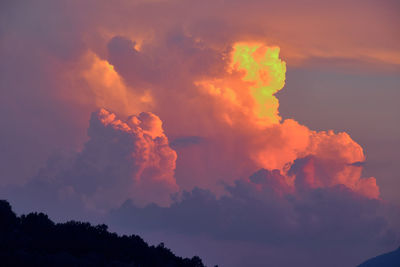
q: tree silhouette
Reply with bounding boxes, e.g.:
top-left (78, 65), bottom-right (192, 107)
top-left (0, 200), bottom-right (205, 267)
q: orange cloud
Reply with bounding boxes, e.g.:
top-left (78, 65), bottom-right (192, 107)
top-left (88, 108), bottom-right (179, 208)
top-left (194, 42), bottom-right (379, 198)
top-left (81, 52), bottom-right (154, 116)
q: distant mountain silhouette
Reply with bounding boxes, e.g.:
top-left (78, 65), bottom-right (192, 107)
top-left (0, 200), bottom-right (206, 267)
top-left (357, 246), bottom-right (400, 267)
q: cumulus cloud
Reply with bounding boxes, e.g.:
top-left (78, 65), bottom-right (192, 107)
top-left (1, 0), bottom-right (398, 188)
top-left (105, 37), bottom-right (379, 199)
top-left (2, 108), bottom-right (178, 218)
top-left (70, 108), bottom-right (178, 209)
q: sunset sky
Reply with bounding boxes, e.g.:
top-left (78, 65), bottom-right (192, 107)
top-left (1, 1), bottom-right (399, 266)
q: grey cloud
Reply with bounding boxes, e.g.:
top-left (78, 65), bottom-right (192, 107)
top-left (108, 168), bottom-right (398, 245)
top-left (107, 168), bottom-right (399, 266)
top-left (170, 136), bottom-right (205, 149)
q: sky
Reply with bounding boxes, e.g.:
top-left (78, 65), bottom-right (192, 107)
top-left (0, 0), bottom-right (399, 266)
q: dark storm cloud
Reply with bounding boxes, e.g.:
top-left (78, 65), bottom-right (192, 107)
top-left (108, 168), bottom-right (398, 246)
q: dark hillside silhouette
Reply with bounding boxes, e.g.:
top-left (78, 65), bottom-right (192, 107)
top-left (357, 246), bottom-right (400, 267)
top-left (0, 200), bottom-right (205, 267)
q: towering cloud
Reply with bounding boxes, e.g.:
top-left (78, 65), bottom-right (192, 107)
top-left (99, 36), bottom-right (380, 200)
top-left (102, 40), bottom-right (392, 266)
top-left (194, 43), bottom-right (379, 198)
top-left (105, 38), bottom-right (378, 199)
